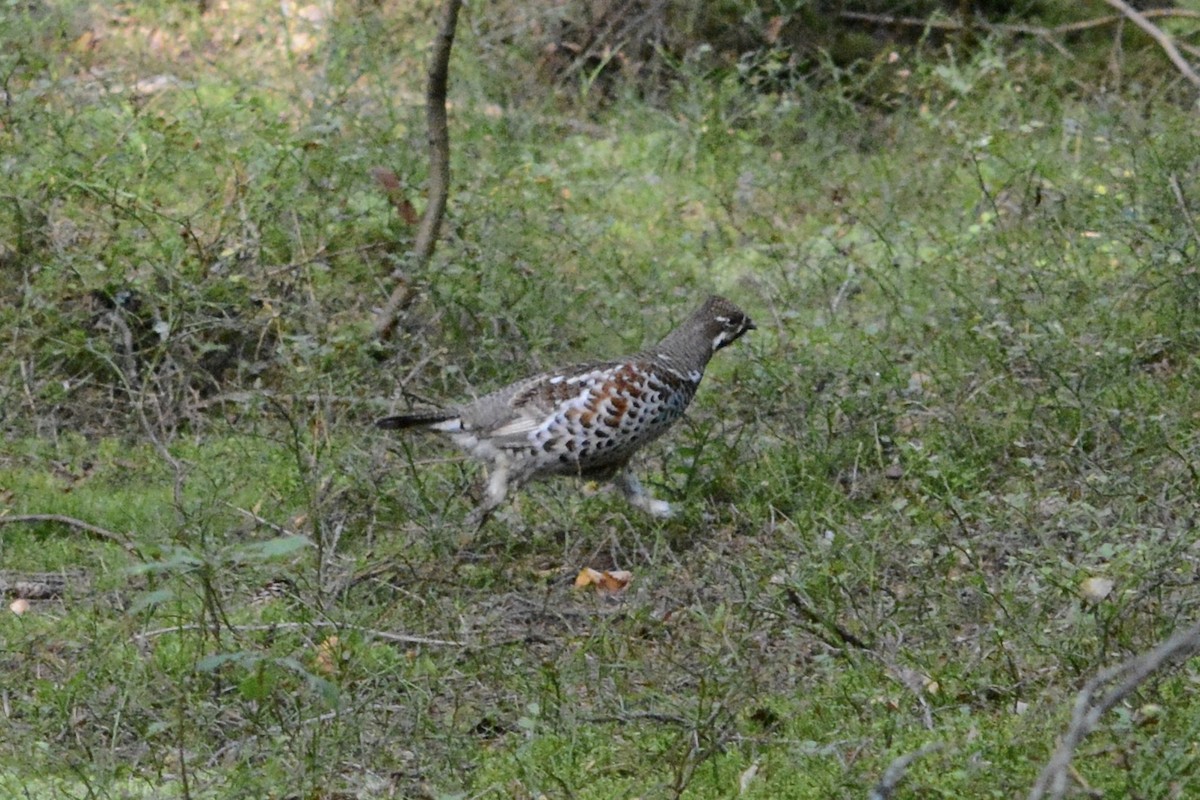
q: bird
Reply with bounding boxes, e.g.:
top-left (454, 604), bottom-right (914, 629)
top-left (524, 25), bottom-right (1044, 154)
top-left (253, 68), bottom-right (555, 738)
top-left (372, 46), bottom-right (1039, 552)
top-left (377, 295), bottom-right (755, 524)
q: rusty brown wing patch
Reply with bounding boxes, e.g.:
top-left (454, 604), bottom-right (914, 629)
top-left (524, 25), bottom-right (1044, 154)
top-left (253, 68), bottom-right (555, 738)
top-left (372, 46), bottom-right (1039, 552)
top-left (510, 361), bottom-right (625, 413)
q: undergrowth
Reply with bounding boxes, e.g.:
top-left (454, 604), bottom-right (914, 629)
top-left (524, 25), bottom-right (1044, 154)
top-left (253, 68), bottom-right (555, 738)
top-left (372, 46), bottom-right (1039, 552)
top-left (1, 1), bottom-right (1199, 798)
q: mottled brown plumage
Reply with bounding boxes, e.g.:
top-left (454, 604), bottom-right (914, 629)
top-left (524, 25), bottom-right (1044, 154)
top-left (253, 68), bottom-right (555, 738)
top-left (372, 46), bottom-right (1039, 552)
top-left (377, 295), bottom-right (754, 522)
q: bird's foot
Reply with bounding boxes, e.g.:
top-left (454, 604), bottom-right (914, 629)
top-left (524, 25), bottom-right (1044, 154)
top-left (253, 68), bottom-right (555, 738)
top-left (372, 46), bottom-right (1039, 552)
top-left (641, 497), bottom-right (675, 519)
top-left (614, 471), bottom-right (675, 519)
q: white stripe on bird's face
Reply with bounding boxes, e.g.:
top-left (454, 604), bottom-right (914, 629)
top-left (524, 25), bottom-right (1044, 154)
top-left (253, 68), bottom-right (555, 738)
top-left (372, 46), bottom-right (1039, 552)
top-left (712, 331), bottom-right (736, 351)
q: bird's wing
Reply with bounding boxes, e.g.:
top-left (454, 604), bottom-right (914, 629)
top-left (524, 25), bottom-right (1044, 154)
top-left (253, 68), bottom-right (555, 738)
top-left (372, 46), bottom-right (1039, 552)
top-left (488, 413), bottom-right (544, 439)
top-left (467, 361), bottom-right (626, 447)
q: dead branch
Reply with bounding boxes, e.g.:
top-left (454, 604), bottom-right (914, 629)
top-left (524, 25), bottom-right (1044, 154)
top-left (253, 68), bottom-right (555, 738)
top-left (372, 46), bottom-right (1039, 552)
top-left (188, 390), bottom-right (406, 412)
top-left (373, 0), bottom-right (463, 340)
top-left (838, 8), bottom-right (1200, 37)
top-left (783, 586), bottom-right (871, 649)
top-left (1, 570), bottom-right (88, 600)
top-left (869, 743), bottom-right (943, 800)
top-left (224, 502), bottom-right (302, 538)
top-left (839, 10), bottom-right (1001, 32)
top-left (585, 711), bottom-right (692, 727)
top-left (1028, 619), bottom-right (1200, 800)
top-left (1100, 0), bottom-right (1200, 90)
top-left (841, 6), bottom-right (1200, 95)
top-left (1169, 173), bottom-right (1200, 251)
top-left (132, 620), bottom-right (462, 647)
top-left (0, 513), bottom-right (139, 555)
top-left (1052, 8), bottom-right (1200, 33)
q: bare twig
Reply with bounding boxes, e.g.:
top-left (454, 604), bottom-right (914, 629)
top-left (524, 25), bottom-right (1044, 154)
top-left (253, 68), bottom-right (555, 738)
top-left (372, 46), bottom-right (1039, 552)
top-left (224, 502), bottom-right (302, 538)
top-left (838, 8), bottom-right (1200, 37)
top-left (1168, 173), bottom-right (1200, 251)
top-left (1052, 8), bottom-right (1200, 31)
top-left (137, 392), bottom-right (189, 521)
top-left (100, 310), bottom-right (138, 391)
top-left (1028, 620), bottom-right (1200, 800)
top-left (373, 0), bottom-right (463, 340)
top-left (0, 513), bottom-right (139, 555)
top-left (840, 10), bottom-right (999, 32)
top-left (264, 243), bottom-right (389, 277)
top-left (783, 587), bottom-right (871, 650)
top-left (414, 0), bottom-right (460, 262)
top-left (1100, 0), bottom-right (1200, 90)
top-left (840, 7), bottom-right (1200, 66)
top-left (132, 620), bottom-right (462, 647)
top-left (0, 570), bottom-right (88, 599)
top-left (869, 743), bottom-right (943, 800)
top-left (188, 390), bottom-right (396, 411)
top-left (92, 327), bottom-right (191, 521)
top-left (586, 711), bottom-right (692, 726)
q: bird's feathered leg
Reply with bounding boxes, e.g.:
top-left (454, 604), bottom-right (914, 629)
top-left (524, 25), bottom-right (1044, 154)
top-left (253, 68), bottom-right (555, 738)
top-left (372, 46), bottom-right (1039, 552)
top-left (613, 469), bottom-right (673, 518)
top-left (464, 460), bottom-right (514, 531)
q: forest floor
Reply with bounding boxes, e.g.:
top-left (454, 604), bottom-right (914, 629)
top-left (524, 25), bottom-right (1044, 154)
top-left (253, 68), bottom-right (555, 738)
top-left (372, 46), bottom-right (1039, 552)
top-left (2, 1), bottom-right (1199, 797)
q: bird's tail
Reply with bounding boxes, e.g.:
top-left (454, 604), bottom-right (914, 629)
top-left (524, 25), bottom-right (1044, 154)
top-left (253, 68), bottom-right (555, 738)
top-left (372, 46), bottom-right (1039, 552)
top-left (375, 409), bottom-right (458, 430)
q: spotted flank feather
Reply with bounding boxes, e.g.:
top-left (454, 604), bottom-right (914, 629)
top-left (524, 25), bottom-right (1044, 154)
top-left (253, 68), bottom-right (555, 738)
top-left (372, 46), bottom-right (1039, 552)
top-left (376, 295), bottom-right (754, 523)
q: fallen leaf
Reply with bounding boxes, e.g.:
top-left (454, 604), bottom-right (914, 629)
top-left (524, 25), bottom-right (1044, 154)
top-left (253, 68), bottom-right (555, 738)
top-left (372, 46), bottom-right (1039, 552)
top-left (575, 567), bottom-right (602, 587)
top-left (397, 199), bottom-right (419, 225)
top-left (370, 167), bottom-right (419, 225)
top-left (71, 30), bottom-right (100, 54)
top-left (574, 567), bottom-right (632, 596)
top-left (601, 570), bottom-right (631, 591)
top-left (370, 166), bottom-right (397, 189)
top-left (1079, 576), bottom-right (1114, 603)
top-left (314, 636), bottom-right (341, 676)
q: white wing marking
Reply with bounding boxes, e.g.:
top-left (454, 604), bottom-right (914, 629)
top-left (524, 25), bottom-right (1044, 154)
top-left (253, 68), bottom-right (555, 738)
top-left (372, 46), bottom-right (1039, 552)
top-left (490, 414), bottom-right (545, 438)
top-left (567, 368), bottom-right (613, 385)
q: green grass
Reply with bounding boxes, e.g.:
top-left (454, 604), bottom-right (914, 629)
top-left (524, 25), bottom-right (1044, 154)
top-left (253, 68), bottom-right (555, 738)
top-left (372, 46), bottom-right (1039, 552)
top-left (2, 1), bottom-right (1200, 797)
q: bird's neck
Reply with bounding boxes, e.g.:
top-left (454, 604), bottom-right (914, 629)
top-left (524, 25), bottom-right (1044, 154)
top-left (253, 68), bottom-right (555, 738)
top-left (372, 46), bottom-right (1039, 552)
top-left (648, 325), bottom-right (712, 376)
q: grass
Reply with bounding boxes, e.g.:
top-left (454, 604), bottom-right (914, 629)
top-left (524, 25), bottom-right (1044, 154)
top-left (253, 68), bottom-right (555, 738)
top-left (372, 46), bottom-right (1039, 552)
top-left (2, 1), bottom-right (1200, 797)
